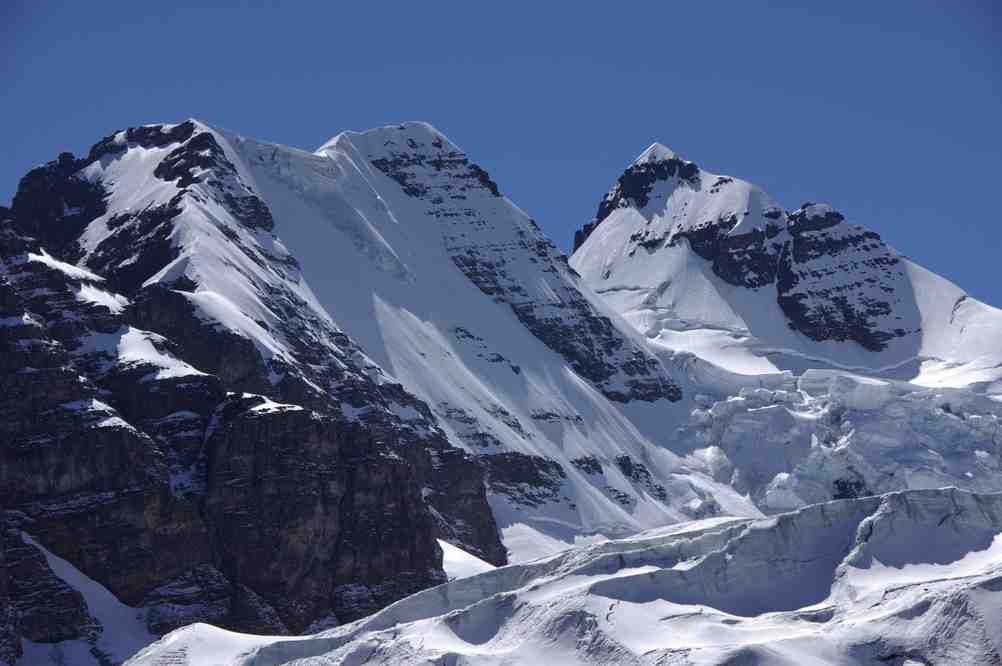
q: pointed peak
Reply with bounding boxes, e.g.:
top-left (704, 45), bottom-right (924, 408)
top-left (634, 142), bottom-right (679, 165)
top-left (789, 202), bottom-right (845, 230)
top-left (796, 202), bottom-right (839, 219)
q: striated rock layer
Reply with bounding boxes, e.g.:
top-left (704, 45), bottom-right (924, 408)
top-left (571, 143), bottom-right (1002, 378)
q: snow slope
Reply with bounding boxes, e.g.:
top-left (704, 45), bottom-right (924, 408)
top-left (438, 540), bottom-right (496, 581)
top-left (126, 487), bottom-right (1002, 665)
top-left (571, 144), bottom-right (1002, 394)
top-left (17, 534), bottom-right (155, 666)
top-left (209, 122), bottom-right (742, 560)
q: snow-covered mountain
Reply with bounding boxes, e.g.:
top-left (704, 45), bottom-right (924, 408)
top-left (2, 120), bottom-right (1001, 665)
top-left (2, 119), bottom-right (709, 663)
top-left (571, 144), bottom-right (1002, 392)
top-left (129, 487), bottom-right (1002, 665)
top-left (569, 141), bottom-right (1002, 514)
top-left (222, 122), bottom-right (739, 557)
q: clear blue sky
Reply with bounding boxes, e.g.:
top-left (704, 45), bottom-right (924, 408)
top-left (3, 1), bottom-right (1000, 306)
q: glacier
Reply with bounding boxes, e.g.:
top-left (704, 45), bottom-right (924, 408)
top-left (128, 488), bottom-right (1002, 665)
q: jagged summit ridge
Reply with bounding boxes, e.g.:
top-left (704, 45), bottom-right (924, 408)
top-left (572, 144), bottom-right (785, 254)
top-left (571, 141), bottom-right (1002, 381)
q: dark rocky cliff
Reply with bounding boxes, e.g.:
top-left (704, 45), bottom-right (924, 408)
top-left (0, 124), bottom-right (506, 660)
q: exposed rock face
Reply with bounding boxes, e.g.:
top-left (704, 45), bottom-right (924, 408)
top-left (0, 525), bottom-right (18, 666)
top-left (418, 449), bottom-right (508, 567)
top-left (777, 203), bottom-right (915, 351)
top-left (480, 453), bottom-right (568, 508)
top-left (1, 523), bottom-right (95, 646)
top-left (572, 148), bottom-right (918, 351)
top-left (202, 394), bottom-right (445, 629)
top-left (574, 145), bottom-right (700, 252)
top-left (360, 126), bottom-right (680, 404)
top-left (0, 122), bottom-right (505, 657)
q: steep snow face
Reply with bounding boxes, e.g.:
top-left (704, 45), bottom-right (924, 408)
top-left (74, 121), bottom-right (388, 394)
top-left (127, 488), bottom-right (1002, 666)
top-left (571, 147), bottom-right (1002, 391)
top-left (216, 122), bottom-right (721, 560)
top-left (314, 123), bottom-right (679, 405)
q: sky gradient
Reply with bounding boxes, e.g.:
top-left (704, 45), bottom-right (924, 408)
top-left (3, 1), bottom-right (1000, 305)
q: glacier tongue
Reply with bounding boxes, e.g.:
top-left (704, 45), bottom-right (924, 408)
top-left (127, 488), bottom-right (1002, 666)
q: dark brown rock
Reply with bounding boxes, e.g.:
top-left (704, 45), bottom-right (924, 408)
top-left (0, 122), bottom-right (506, 654)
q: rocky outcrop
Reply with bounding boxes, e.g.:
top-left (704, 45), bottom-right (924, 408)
top-left (613, 455), bottom-right (668, 502)
top-left (777, 203), bottom-right (916, 351)
top-left (359, 124), bottom-right (680, 404)
top-left (0, 524), bottom-right (18, 666)
top-left (1, 521), bottom-right (95, 648)
top-left (573, 150), bottom-right (921, 351)
top-left (574, 146), bottom-right (699, 251)
top-left (480, 452), bottom-right (569, 508)
top-left (416, 447), bottom-right (508, 566)
top-left (142, 564), bottom-right (284, 636)
top-left (0, 124), bottom-right (505, 656)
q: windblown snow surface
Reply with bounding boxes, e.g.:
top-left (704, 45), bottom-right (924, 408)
top-left (128, 488), bottom-right (1002, 665)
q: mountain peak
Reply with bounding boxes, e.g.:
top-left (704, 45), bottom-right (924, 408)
top-left (316, 121), bottom-right (460, 159)
top-left (796, 202), bottom-right (840, 218)
top-left (634, 142), bottom-right (679, 164)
